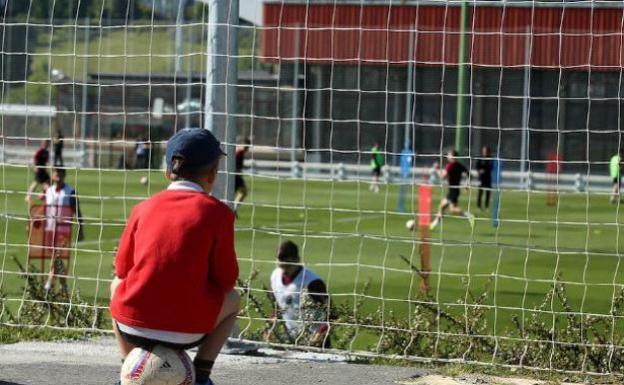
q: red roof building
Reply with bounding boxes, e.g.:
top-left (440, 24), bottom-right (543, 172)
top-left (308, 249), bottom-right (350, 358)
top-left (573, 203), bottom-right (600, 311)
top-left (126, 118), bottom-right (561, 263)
top-left (257, 1), bottom-right (624, 169)
top-left (262, 2), bottom-right (624, 69)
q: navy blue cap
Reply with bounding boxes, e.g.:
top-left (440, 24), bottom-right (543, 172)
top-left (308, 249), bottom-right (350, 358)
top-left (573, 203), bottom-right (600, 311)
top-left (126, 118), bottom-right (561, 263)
top-left (165, 128), bottom-right (225, 170)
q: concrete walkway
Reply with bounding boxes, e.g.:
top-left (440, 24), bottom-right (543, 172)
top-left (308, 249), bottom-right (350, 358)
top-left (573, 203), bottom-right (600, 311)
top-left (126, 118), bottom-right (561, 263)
top-left (0, 338), bottom-right (586, 385)
top-left (0, 338), bottom-right (421, 385)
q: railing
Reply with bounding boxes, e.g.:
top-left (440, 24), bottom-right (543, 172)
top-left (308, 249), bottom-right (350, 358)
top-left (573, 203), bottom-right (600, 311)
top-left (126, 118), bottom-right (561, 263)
top-left (0, 143), bottom-right (158, 170)
top-left (1, 145), bottom-right (86, 168)
top-left (244, 159), bottom-right (610, 193)
top-left (0, 144), bottom-right (612, 192)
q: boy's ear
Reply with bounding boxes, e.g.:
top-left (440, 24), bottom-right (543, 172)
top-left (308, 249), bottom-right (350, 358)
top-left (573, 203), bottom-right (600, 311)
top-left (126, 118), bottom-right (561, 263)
top-left (205, 166), bottom-right (218, 184)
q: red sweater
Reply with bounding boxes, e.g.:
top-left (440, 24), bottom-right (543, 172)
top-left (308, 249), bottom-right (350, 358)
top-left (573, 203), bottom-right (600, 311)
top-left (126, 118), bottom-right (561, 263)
top-left (110, 189), bottom-right (238, 333)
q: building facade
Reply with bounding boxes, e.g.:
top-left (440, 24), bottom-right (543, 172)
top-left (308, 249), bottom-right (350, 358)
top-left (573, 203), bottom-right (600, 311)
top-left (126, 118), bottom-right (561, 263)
top-left (261, 1), bottom-right (624, 172)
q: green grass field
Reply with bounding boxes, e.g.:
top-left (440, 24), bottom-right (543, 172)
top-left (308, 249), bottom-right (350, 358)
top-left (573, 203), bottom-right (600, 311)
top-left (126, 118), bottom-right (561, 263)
top-left (1, 164), bottom-right (624, 347)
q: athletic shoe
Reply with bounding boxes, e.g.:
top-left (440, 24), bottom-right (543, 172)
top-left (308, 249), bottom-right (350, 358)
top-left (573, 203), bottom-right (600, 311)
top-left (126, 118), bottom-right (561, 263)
top-left (222, 340), bottom-right (259, 355)
top-left (429, 218), bottom-right (439, 230)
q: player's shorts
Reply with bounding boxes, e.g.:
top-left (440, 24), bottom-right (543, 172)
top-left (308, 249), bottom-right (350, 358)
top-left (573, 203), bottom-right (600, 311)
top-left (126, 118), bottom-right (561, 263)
top-left (115, 322), bottom-right (207, 350)
top-left (614, 177), bottom-right (621, 185)
top-left (446, 187), bottom-right (460, 205)
top-left (235, 174), bottom-right (246, 191)
top-left (371, 166), bottom-right (381, 177)
top-left (35, 168), bottom-right (50, 184)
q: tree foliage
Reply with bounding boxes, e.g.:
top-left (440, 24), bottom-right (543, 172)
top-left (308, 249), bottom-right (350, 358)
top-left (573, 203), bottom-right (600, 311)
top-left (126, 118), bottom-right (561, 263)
top-left (0, 0), bottom-right (185, 22)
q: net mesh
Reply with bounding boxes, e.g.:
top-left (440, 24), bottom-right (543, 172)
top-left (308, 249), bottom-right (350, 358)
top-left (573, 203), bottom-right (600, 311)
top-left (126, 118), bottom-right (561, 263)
top-left (1, 0), bottom-right (624, 375)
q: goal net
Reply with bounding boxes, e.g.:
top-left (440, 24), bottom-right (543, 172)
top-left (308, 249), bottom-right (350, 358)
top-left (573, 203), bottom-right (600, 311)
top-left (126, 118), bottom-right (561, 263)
top-left (1, 0), bottom-right (624, 376)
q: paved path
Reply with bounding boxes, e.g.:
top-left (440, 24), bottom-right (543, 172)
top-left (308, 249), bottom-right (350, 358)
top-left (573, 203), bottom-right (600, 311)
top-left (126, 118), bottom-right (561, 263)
top-left (0, 338), bottom-right (588, 385)
top-left (0, 338), bottom-right (423, 385)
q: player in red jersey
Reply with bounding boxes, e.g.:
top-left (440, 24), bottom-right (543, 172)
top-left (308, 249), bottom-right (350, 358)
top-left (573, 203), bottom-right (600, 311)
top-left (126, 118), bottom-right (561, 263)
top-left (430, 150), bottom-right (475, 230)
top-left (110, 128), bottom-right (239, 385)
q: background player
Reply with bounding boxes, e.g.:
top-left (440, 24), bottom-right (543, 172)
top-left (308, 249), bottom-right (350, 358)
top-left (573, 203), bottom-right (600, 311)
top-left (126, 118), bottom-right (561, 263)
top-left (476, 145), bottom-right (493, 210)
top-left (370, 142), bottom-right (385, 193)
top-left (26, 140), bottom-right (51, 202)
top-left (53, 129), bottom-right (64, 166)
top-left (430, 150), bottom-right (474, 230)
top-left (268, 240), bottom-right (330, 347)
top-left (110, 128), bottom-right (239, 385)
top-left (234, 137), bottom-right (251, 214)
top-left (134, 136), bottom-right (149, 169)
top-left (40, 168), bottom-right (84, 294)
top-left (428, 161), bottom-right (440, 185)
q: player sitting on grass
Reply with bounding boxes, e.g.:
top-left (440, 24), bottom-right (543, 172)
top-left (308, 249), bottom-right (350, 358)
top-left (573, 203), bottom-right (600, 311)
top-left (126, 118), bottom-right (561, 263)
top-left (430, 149), bottom-right (474, 230)
top-left (268, 240), bottom-right (330, 347)
top-left (110, 128), bottom-right (239, 385)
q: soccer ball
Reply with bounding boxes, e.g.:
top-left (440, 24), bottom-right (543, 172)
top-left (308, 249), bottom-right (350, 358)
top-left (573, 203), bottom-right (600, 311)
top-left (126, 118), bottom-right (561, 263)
top-left (140, 176), bottom-right (149, 185)
top-left (120, 345), bottom-right (195, 385)
top-left (405, 219), bottom-right (416, 231)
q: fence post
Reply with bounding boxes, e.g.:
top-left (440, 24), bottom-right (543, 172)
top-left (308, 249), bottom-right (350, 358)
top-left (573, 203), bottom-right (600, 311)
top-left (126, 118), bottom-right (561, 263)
top-left (382, 164), bottom-right (392, 183)
top-left (525, 172), bottom-right (534, 190)
top-left (575, 173), bottom-right (585, 192)
top-left (336, 163), bottom-right (346, 180)
top-left (292, 161), bottom-right (302, 178)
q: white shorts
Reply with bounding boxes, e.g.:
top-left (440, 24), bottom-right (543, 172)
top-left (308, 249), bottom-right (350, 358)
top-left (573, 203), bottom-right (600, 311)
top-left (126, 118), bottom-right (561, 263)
top-left (117, 322), bottom-right (204, 345)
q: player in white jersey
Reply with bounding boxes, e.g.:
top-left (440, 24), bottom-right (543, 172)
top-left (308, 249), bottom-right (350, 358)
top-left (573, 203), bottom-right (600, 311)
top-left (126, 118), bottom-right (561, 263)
top-left (269, 240), bottom-right (330, 347)
top-left (40, 168), bottom-right (84, 294)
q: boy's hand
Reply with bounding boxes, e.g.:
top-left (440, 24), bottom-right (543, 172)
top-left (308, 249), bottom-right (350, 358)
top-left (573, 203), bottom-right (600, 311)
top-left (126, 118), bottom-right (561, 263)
top-left (110, 276), bottom-right (123, 299)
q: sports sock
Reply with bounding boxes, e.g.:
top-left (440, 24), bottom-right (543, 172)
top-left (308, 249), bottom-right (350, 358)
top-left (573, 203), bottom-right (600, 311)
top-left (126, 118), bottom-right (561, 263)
top-left (193, 358), bottom-right (215, 382)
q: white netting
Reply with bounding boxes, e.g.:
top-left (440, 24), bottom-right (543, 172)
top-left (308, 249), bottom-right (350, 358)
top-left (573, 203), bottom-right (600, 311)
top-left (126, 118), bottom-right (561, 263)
top-left (1, 0), bottom-right (624, 376)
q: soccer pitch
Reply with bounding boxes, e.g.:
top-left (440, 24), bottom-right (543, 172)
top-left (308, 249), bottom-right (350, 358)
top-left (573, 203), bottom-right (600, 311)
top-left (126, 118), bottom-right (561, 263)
top-left (1, 165), bottom-right (623, 341)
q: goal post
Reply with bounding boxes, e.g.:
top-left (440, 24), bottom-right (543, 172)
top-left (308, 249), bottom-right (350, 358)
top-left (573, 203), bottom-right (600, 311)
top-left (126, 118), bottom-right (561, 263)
top-left (205, 0), bottom-right (238, 205)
